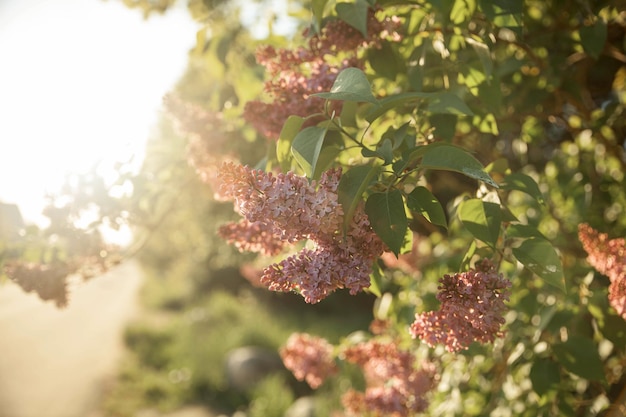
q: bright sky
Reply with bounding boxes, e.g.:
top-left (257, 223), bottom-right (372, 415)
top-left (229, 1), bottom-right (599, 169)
top-left (0, 0), bottom-right (198, 226)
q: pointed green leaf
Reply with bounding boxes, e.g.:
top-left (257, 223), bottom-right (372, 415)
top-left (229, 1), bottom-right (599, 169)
top-left (421, 144), bottom-right (498, 187)
top-left (335, 0), bottom-right (370, 37)
top-left (501, 173), bottom-right (545, 204)
top-left (506, 224), bottom-right (547, 240)
top-left (312, 0), bottom-right (329, 28)
top-left (291, 126), bottom-right (327, 178)
top-left (313, 67), bottom-right (379, 104)
top-left (312, 142), bottom-right (342, 180)
top-left (277, 116), bottom-right (304, 172)
top-left (458, 199), bottom-right (502, 248)
top-left (428, 92), bottom-right (474, 116)
top-left (530, 358), bottom-right (561, 396)
top-left (466, 36), bottom-right (493, 78)
top-left (367, 262), bottom-right (383, 298)
top-left (512, 238), bottom-right (565, 292)
top-left (553, 336), bottom-right (606, 381)
top-left (580, 19), bottom-right (607, 59)
top-left (368, 41), bottom-right (404, 80)
top-left (406, 186), bottom-right (447, 228)
top-left (460, 240), bottom-right (477, 270)
top-left (365, 190), bottom-right (408, 256)
top-left (337, 165), bottom-right (380, 231)
top-left (481, 0), bottom-right (523, 36)
top-left (365, 91), bottom-right (434, 123)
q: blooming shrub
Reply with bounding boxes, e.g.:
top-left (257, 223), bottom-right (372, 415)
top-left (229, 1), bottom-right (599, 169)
top-left (7, 0), bottom-right (626, 416)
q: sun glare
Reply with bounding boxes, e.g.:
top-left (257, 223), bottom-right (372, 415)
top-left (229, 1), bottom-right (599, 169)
top-left (0, 0), bottom-right (198, 230)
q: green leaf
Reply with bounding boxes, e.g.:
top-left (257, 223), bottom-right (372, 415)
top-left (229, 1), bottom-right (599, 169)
top-left (313, 67), bottom-right (379, 104)
top-left (501, 173), bottom-right (545, 204)
top-left (506, 224), bottom-right (547, 240)
top-left (365, 189), bottom-right (408, 256)
top-left (450, 0), bottom-right (476, 24)
top-left (480, 0), bottom-right (523, 36)
top-left (512, 238), bottom-right (565, 292)
top-left (530, 358), bottom-right (561, 396)
top-left (580, 19), bottom-right (607, 59)
top-left (428, 92), bottom-right (474, 116)
top-left (311, 0), bottom-right (329, 28)
top-left (335, 0), bottom-right (370, 37)
top-left (460, 240), bottom-right (477, 270)
top-left (291, 126), bottom-right (327, 178)
top-left (365, 91), bottom-right (434, 123)
top-left (458, 199), bottom-right (502, 248)
top-left (367, 262), bottom-right (383, 298)
top-left (553, 336), bottom-right (606, 381)
top-left (406, 186), bottom-right (447, 228)
top-left (429, 113), bottom-right (457, 141)
top-left (337, 165), bottom-right (380, 231)
top-left (277, 116), bottom-right (304, 172)
top-left (368, 41), bottom-right (404, 80)
top-left (420, 144), bottom-right (498, 187)
top-left (465, 36), bottom-right (493, 78)
top-left (362, 138), bottom-right (394, 165)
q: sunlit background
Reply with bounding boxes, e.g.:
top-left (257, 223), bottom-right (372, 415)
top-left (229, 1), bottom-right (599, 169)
top-left (0, 0), bottom-right (199, 228)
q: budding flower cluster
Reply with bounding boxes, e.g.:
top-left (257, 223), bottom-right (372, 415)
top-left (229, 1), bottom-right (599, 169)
top-left (280, 333), bottom-right (337, 389)
top-left (409, 259), bottom-right (511, 352)
top-left (341, 340), bottom-right (436, 417)
top-left (217, 162), bottom-right (385, 303)
top-left (578, 224), bottom-right (626, 320)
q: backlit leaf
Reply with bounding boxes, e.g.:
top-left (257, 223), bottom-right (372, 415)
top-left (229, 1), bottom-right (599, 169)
top-left (501, 172), bottom-right (545, 204)
top-left (458, 199), bottom-right (502, 248)
top-left (277, 116), bottom-right (304, 172)
top-left (313, 67), bottom-right (379, 104)
top-left (406, 186), bottom-right (447, 228)
top-left (291, 126), bottom-right (327, 178)
top-left (421, 144), bottom-right (498, 187)
top-left (512, 238), bottom-right (565, 292)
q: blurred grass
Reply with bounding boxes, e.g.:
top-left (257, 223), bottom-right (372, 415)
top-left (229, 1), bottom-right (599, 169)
top-left (102, 261), bottom-right (374, 417)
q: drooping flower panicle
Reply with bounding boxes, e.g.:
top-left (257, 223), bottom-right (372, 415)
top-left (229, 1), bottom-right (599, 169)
top-left (410, 259), bottom-right (512, 352)
top-left (280, 333), bottom-right (337, 389)
top-left (341, 340), bottom-right (436, 417)
top-left (244, 9), bottom-right (403, 139)
top-left (217, 162), bottom-right (385, 303)
top-left (578, 224), bottom-right (626, 320)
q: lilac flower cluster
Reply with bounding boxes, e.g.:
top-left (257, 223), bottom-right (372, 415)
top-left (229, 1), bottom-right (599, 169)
top-left (578, 224), bottom-right (626, 320)
top-left (163, 94), bottom-right (232, 184)
top-left (341, 340), bottom-right (436, 417)
top-left (410, 259), bottom-right (512, 352)
top-left (217, 162), bottom-right (385, 303)
top-left (280, 333), bottom-right (337, 389)
top-left (244, 9), bottom-right (403, 139)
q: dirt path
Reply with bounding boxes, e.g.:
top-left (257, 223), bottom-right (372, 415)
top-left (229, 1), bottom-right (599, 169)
top-left (0, 261), bottom-right (143, 417)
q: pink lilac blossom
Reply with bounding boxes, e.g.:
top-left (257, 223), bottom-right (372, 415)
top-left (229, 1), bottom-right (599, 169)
top-left (578, 223), bottom-right (626, 320)
top-left (244, 9), bottom-right (403, 139)
top-left (280, 333), bottom-right (337, 389)
top-left (341, 340), bottom-right (436, 417)
top-left (217, 162), bottom-right (385, 303)
top-left (409, 259), bottom-right (512, 352)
